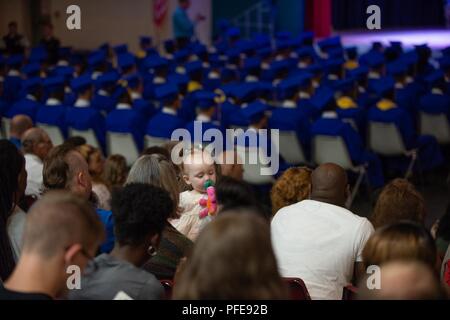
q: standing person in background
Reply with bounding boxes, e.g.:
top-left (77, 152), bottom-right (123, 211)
top-left (172, 0), bottom-right (205, 49)
top-left (2, 22), bottom-right (28, 56)
top-left (40, 23), bottom-right (60, 65)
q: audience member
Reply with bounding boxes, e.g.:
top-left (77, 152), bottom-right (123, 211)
top-left (271, 163), bottom-right (374, 300)
top-left (215, 176), bottom-right (270, 221)
top-left (173, 212), bottom-right (288, 299)
top-left (0, 191), bottom-right (104, 300)
top-left (126, 154), bottom-right (193, 280)
top-left (0, 140), bottom-right (26, 280)
top-left (102, 154), bottom-right (128, 190)
top-left (8, 115), bottom-right (33, 149)
top-left (370, 179), bottom-right (426, 229)
top-left (271, 167), bottom-right (312, 216)
top-left (362, 221), bottom-right (439, 271)
top-left (69, 184), bottom-right (171, 300)
top-left (43, 144), bottom-right (114, 253)
top-left (22, 128), bottom-right (53, 198)
top-left (77, 144), bottom-right (110, 210)
top-left (358, 261), bottom-right (444, 300)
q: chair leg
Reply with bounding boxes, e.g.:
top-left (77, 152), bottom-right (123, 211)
top-left (404, 151), bottom-right (417, 180)
top-left (346, 168), bottom-right (366, 209)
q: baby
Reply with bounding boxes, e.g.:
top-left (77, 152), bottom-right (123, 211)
top-left (170, 147), bottom-right (217, 241)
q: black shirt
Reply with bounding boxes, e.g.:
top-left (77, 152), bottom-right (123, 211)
top-left (3, 34), bottom-right (25, 55)
top-left (40, 37), bottom-right (61, 65)
top-left (0, 285), bottom-right (53, 300)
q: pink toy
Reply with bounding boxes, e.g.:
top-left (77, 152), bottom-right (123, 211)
top-left (198, 180), bottom-right (217, 219)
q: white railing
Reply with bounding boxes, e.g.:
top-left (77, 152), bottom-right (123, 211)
top-left (232, 1), bottom-right (275, 39)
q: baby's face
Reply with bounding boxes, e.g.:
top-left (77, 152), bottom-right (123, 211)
top-left (183, 152), bottom-right (217, 193)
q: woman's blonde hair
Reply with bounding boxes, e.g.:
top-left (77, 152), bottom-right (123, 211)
top-left (271, 167), bottom-right (312, 215)
top-left (102, 154), bottom-right (128, 189)
top-left (362, 221), bottom-right (437, 270)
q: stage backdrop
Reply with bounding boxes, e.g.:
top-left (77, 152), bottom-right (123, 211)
top-left (332, 0), bottom-right (446, 30)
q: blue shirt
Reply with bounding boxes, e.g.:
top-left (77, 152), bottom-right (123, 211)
top-left (96, 209), bottom-right (115, 254)
top-left (172, 7), bottom-right (194, 39)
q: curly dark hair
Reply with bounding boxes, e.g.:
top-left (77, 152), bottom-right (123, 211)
top-left (111, 183), bottom-right (174, 246)
top-left (0, 140), bottom-right (24, 279)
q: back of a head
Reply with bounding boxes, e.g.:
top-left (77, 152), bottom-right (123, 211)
top-left (371, 179), bottom-right (426, 229)
top-left (310, 163), bottom-right (348, 207)
top-left (43, 144), bottom-right (86, 192)
top-left (111, 183), bottom-right (174, 246)
top-left (362, 221), bottom-right (437, 270)
top-left (0, 140), bottom-right (25, 279)
top-left (126, 154), bottom-right (180, 215)
top-left (21, 127), bottom-right (45, 154)
top-left (358, 261), bottom-right (444, 300)
top-left (10, 115), bottom-right (33, 138)
top-left (271, 167), bottom-right (312, 215)
top-left (216, 176), bottom-right (258, 210)
top-left (102, 154), bottom-right (128, 188)
top-left (22, 191), bottom-right (105, 258)
top-left (63, 136), bottom-right (87, 149)
top-left (173, 212), bottom-right (287, 300)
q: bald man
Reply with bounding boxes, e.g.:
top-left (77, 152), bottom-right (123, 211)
top-left (0, 191), bottom-right (104, 300)
top-left (271, 163), bottom-right (374, 300)
top-left (22, 128), bottom-right (53, 197)
top-left (358, 261), bottom-right (444, 300)
top-left (43, 144), bottom-right (115, 253)
top-left (9, 115), bottom-right (33, 149)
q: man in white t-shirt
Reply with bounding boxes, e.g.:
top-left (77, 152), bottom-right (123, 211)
top-left (271, 163), bottom-right (374, 300)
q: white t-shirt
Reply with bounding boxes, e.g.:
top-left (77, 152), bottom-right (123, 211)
top-left (271, 200), bottom-right (374, 300)
top-left (24, 153), bottom-right (43, 198)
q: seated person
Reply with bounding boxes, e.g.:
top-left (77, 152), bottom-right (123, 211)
top-left (311, 90), bottom-right (384, 189)
top-left (68, 183), bottom-right (171, 300)
top-left (368, 77), bottom-right (444, 173)
top-left (146, 84), bottom-right (185, 140)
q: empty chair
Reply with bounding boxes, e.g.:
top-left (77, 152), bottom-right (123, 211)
top-left (1, 118), bottom-right (11, 139)
top-left (313, 135), bottom-right (366, 208)
top-left (236, 145), bottom-right (276, 186)
top-left (342, 285), bottom-right (358, 300)
top-left (36, 123), bottom-right (65, 146)
top-left (160, 280), bottom-right (174, 300)
top-left (283, 278), bottom-right (311, 300)
top-left (368, 121), bottom-right (417, 179)
top-left (274, 131), bottom-right (308, 165)
top-left (69, 128), bottom-right (101, 150)
top-left (145, 135), bottom-right (169, 149)
top-left (419, 112), bottom-right (450, 145)
top-left (107, 132), bottom-right (140, 166)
